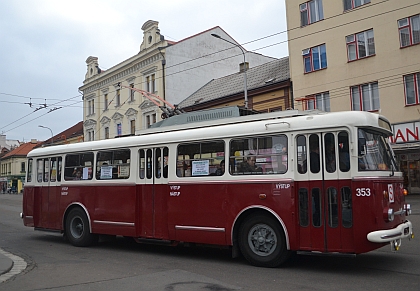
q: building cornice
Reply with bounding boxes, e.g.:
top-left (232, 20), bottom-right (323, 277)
top-left (79, 52), bottom-right (164, 94)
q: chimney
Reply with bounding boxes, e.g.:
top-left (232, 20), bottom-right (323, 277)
top-left (239, 62), bottom-right (249, 73)
top-left (31, 139), bottom-right (37, 144)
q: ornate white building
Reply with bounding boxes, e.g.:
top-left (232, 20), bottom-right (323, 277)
top-left (79, 20), bottom-right (275, 140)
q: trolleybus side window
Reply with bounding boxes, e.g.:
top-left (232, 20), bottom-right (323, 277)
top-left (324, 133), bottom-right (336, 173)
top-left (312, 188), bottom-right (322, 227)
top-left (146, 149), bottom-right (153, 179)
top-left (230, 135), bottom-right (288, 175)
top-left (298, 188), bottom-right (309, 227)
top-left (43, 158), bottom-right (49, 182)
top-left (297, 135), bottom-right (307, 174)
top-left (327, 187), bottom-right (338, 228)
top-left (96, 149), bottom-right (130, 180)
top-left (139, 150), bottom-right (145, 179)
top-left (27, 158), bottom-right (33, 183)
top-left (36, 159), bottom-right (43, 182)
top-left (49, 157), bottom-right (62, 182)
top-left (64, 152), bottom-right (94, 181)
top-left (338, 132), bottom-right (350, 172)
top-left (309, 135), bottom-right (320, 174)
top-left (341, 186), bottom-right (352, 228)
top-left (177, 141), bottom-right (225, 177)
top-left (155, 147), bottom-right (169, 178)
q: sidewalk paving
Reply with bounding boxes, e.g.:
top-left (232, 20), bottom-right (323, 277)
top-left (0, 250), bottom-right (13, 276)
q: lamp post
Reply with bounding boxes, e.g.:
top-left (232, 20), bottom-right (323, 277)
top-left (211, 33), bottom-right (248, 110)
top-left (38, 125), bottom-right (53, 145)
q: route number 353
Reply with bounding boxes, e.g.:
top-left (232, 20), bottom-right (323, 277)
top-left (356, 188), bottom-right (371, 196)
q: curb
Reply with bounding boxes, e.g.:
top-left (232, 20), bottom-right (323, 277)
top-left (0, 249), bottom-right (27, 283)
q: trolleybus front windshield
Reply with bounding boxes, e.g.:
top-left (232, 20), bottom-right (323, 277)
top-left (358, 128), bottom-right (398, 172)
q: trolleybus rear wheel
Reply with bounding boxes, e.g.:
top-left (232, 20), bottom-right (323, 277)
top-left (65, 208), bottom-right (98, 247)
top-left (239, 214), bottom-right (289, 267)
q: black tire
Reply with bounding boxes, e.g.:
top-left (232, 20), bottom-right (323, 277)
top-left (239, 214), bottom-right (290, 267)
top-left (65, 208), bottom-right (98, 247)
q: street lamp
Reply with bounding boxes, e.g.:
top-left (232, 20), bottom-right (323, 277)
top-left (211, 33), bottom-right (248, 110)
top-left (38, 125), bottom-right (53, 145)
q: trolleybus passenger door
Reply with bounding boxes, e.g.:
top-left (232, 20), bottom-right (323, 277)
top-left (138, 147), bottom-right (169, 239)
top-left (39, 157), bottom-right (62, 229)
top-left (322, 132), bottom-right (353, 252)
top-left (296, 131), bottom-right (353, 253)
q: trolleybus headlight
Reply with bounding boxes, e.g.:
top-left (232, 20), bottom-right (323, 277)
top-left (384, 207), bottom-right (394, 222)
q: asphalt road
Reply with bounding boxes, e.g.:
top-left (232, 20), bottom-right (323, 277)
top-left (1, 194), bottom-right (419, 291)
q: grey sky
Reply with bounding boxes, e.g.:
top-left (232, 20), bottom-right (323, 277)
top-left (0, 0), bottom-right (288, 142)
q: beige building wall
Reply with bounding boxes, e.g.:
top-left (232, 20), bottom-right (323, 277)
top-left (286, 0), bottom-right (420, 124)
top-left (285, 0), bottom-right (420, 194)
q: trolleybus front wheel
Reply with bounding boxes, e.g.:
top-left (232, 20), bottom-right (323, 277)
top-left (65, 208), bottom-right (98, 247)
top-left (239, 214), bottom-right (290, 267)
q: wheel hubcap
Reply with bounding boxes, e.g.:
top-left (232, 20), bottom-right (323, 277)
top-left (248, 223), bottom-right (277, 256)
top-left (70, 216), bottom-right (84, 239)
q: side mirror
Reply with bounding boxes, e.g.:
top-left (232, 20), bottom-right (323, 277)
top-left (358, 137), bottom-right (366, 156)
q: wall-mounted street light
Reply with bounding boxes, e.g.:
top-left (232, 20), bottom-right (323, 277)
top-left (211, 33), bottom-right (248, 110)
top-left (38, 125), bottom-right (53, 145)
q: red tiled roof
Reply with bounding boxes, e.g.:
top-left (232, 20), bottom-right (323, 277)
top-left (42, 121), bottom-right (84, 145)
top-left (2, 141), bottom-right (42, 159)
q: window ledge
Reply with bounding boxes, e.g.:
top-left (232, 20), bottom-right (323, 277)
top-left (400, 42), bottom-right (420, 49)
top-left (304, 67), bottom-right (327, 75)
top-left (347, 54), bottom-right (376, 63)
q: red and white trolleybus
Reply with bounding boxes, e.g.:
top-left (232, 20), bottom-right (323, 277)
top-left (21, 108), bottom-right (414, 267)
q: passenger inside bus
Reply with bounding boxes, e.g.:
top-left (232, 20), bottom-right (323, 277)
top-left (73, 169), bottom-right (82, 180)
top-left (215, 160), bottom-right (225, 176)
top-left (238, 155), bottom-right (263, 174)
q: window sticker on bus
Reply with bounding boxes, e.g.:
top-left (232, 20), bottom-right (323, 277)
top-left (82, 167), bottom-right (89, 180)
top-left (118, 165), bottom-right (130, 178)
top-left (192, 160), bottom-right (209, 176)
top-left (100, 166), bottom-right (113, 179)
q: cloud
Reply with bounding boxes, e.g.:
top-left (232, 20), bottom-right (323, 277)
top-left (0, 0), bottom-right (288, 141)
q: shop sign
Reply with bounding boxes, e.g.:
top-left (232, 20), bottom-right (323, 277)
top-left (0, 177), bottom-right (7, 182)
top-left (390, 121), bottom-right (420, 144)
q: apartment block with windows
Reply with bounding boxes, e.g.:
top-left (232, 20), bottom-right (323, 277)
top-left (285, 0), bottom-right (420, 193)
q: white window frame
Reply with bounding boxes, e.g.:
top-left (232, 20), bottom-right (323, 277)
top-left (404, 72), bottom-right (420, 106)
top-left (346, 29), bottom-right (375, 61)
top-left (398, 14), bottom-right (420, 48)
top-left (351, 82), bottom-right (380, 112)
